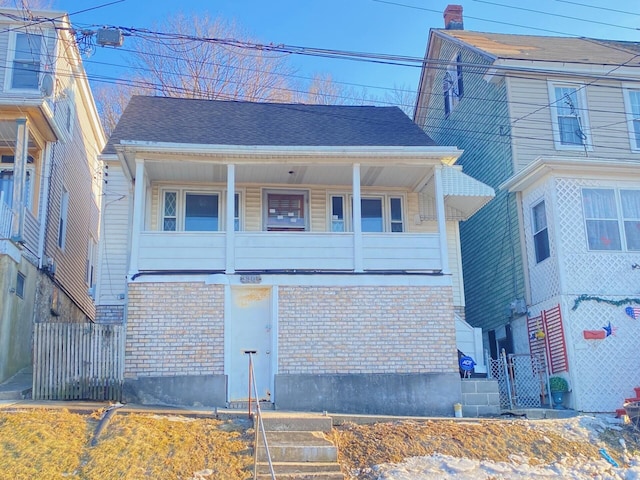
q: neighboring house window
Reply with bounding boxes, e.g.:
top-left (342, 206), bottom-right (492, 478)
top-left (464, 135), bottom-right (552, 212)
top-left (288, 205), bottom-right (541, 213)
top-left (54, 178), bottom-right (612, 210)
top-left (85, 236), bottom-right (97, 287)
top-left (58, 187), bottom-right (69, 249)
top-left (582, 188), bottom-right (640, 251)
top-left (16, 271), bottom-right (25, 298)
top-left (0, 155), bottom-right (34, 210)
top-left (623, 88), bottom-right (640, 151)
top-left (11, 32), bottom-right (42, 90)
top-left (532, 200), bottom-right (550, 263)
top-left (264, 190), bottom-right (307, 231)
top-left (330, 195), bottom-right (345, 232)
top-left (443, 52), bottom-right (463, 116)
top-left (549, 83), bottom-right (590, 149)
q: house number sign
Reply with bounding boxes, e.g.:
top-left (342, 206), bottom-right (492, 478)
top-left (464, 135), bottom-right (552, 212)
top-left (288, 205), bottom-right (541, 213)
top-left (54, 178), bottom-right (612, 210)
top-left (240, 275), bottom-right (262, 284)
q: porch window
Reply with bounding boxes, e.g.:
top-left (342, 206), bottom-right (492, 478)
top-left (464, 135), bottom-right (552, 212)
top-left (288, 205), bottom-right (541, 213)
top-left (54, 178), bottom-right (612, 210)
top-left (234, 192), bottom-right (240, 231)
top-left (390, 197), bottom-right (404, 232)
top-left (361, 198), bottom-right (383, 232)
top-left (330, 195), bottom-right (345, 232)
top-left (532, 200), bottom-right (550, 263)
top-left (161, 190), bottom-right (221, 231)
top-left (185, 193), bottom-right (218, 231)
top-left (11, 33), bottom-right (42, 90)
top-left (0, 155), bottom-right (34, 210)
top-left (265, 191), bottom-right (307, 231)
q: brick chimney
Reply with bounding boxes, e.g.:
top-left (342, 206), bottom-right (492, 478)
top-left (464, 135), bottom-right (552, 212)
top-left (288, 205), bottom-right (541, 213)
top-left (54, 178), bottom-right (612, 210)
top-left (444, 4), bottom-right (463, 30)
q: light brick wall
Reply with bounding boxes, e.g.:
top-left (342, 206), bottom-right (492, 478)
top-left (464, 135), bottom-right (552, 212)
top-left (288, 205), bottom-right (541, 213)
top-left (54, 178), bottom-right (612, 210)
top-left (95, 305), bottom-right (124, 324)
top-left (125, 282), bottom-right (224, 378)
top-left (278, 286), bottom-right (458, 374)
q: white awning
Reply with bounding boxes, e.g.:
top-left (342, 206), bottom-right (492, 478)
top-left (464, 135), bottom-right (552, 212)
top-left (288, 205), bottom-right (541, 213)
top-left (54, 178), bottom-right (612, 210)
top-left (423, 166), bottom-right (495, 220)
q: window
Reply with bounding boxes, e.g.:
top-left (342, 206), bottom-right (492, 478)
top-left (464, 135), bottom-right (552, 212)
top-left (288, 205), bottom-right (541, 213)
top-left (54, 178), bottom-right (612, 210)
top-left (532, 201), bottom-right (550, 263)
top-left (234, 193), bottom-right (240, 231)
top-left (0, 155), bottom-right (34, 210)
top-left (265, 191), bottom-right (307, 231)
top-left (390, 197), bottom-right (404, 232)
top-left (162, 190), bottom-right (220, 231)
top-left (623, 88), bottom-right (640, 151)
top-left (16, 272), bottom-right (25, 298)
top-left (58, 187), bottom-right (69, 249)
top-left (443, 52), bottom-right (463, 116)
top-left (330, 195), bottom-right (345, 232)
top-left (549, 83), bottom-right (590, 149)
top-left (11, 33), bottom-right (42, 90)
top-left (85, 237), bottom-right (97, 287)
top-left (582, 188), bottom-right (640, 251)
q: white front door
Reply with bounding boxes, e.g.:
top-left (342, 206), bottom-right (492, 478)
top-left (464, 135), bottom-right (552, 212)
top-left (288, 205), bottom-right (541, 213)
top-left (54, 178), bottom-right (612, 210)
top-left (228, 287), bottom-right (273, 401)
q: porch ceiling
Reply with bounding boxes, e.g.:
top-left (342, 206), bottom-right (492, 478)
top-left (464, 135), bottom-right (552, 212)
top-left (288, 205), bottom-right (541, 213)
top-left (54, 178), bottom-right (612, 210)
top-left (143, 159), bottom-right (435, 190)
top-left (0, 119), bottom-right (42, 150)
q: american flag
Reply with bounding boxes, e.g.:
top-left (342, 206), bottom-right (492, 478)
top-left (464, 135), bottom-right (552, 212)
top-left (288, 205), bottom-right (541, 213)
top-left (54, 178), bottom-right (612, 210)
top-left (625, 306), bottom-right (640, 320)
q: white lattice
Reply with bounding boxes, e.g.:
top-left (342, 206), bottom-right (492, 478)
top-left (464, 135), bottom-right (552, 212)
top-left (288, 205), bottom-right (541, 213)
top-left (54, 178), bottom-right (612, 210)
top-left (521, 179), bottom-right (561, 305)
top-left (563, 296), bottom-right (640, 412)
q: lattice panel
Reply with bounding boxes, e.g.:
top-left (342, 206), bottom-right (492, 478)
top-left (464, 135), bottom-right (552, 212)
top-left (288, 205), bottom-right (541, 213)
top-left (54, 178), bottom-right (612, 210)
top-left (489, 357), bottom-right (511, 409)
top-left (521, 180), bottom-right (561, 305)
top-left (510, 354), bottom-right (545, 409)
top-left (564, 297), bottom-right (640, 412)
top-left (555, 177), bottom-right (640, 295)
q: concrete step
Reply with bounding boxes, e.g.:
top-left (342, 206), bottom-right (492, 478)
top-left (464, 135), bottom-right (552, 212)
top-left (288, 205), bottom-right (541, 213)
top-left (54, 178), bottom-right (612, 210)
top-left (257, 431), bottom-right (338, 463)
top-left (256, 461), bottom-right (344, 479)
top-left (260, 412), bottom-right (333, 432)
top-left (228, 400), bottom-right (274, 410)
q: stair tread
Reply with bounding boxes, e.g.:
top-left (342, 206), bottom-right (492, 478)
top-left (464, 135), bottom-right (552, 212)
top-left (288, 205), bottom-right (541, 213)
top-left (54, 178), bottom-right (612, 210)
top-left (258, 431), bottom-right (334, 447)
top-left (257, 462), bottom-right (342, 473)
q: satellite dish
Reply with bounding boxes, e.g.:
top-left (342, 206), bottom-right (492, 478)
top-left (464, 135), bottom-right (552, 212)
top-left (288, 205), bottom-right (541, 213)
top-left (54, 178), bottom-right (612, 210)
top-left (40, 74), bottom-right (53, 97)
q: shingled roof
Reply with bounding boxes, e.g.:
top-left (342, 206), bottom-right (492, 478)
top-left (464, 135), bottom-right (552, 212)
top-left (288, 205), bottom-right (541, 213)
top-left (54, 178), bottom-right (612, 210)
top-left (103, 96), bottom-right (436, 155)
top-left (437, 30), bottom-right (640, 65)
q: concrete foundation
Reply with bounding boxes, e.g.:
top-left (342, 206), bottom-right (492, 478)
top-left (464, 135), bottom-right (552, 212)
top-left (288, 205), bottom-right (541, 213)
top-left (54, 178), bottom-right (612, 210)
top-left (123, 374), bottom-right (227, 407)
top-left (274, 373), bottom-right (462, 416)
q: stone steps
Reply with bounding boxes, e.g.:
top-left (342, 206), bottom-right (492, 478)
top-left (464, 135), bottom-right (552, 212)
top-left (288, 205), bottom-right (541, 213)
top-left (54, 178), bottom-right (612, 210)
top-left (255, 412), bottom-right (343, 480)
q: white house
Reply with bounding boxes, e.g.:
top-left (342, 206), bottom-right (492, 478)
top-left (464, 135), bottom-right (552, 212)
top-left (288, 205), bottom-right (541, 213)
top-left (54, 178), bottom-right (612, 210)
top-left (97, 95), bottom-right (494, 414)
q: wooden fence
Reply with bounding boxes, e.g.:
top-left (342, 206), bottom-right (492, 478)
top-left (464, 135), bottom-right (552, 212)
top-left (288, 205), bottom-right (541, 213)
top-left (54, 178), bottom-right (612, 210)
top-left (33, 322), bottom-right (124, 401)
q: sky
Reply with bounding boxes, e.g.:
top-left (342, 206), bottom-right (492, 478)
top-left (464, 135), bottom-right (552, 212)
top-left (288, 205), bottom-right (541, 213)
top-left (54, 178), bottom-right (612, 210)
top-left (45, 0), bottom-right (640, 108)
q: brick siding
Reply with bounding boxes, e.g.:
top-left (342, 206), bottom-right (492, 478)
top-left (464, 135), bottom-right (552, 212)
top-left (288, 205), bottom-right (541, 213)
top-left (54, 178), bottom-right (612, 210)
top-left (125, 282), bottom-right (224, 378)
top-left (278, 285), bottom-right (458, 374)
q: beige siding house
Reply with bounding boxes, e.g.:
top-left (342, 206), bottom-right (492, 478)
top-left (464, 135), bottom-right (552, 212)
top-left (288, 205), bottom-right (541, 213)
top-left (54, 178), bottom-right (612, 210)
top-left (415, 10), bottom-right (640, 412)
top-left (97, 96), bottom-right (494, 414)
top-left (0, 8), bottom-right (105, 383)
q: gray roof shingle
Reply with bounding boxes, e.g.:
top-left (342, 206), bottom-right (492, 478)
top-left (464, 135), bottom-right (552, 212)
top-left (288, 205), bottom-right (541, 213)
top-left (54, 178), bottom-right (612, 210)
top-left (438, 30), bottom-right (640, 65)
top-left (103, 96), bottom-right (436, 154)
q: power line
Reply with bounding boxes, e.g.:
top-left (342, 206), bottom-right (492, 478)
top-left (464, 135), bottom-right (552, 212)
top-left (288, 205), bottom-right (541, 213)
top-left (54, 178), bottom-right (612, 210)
top-left (555, 0), bottom-right (640, 17)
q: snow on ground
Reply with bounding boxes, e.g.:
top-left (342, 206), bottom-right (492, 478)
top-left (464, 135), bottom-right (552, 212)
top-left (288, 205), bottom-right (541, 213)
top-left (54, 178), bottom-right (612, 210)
top-left (372, 415), bottom-right (640, 480)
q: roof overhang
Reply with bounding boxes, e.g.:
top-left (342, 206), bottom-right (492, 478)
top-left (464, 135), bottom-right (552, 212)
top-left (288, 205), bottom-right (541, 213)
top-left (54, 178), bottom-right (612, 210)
top-left (424, 165), bottom-right (495, 220)
top-left (501, 157), bottom-right (640, 192)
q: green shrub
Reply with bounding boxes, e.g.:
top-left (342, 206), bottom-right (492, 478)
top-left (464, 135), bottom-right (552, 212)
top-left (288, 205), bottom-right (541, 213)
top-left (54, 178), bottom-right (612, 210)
top-left (549, 376), bottom-right (569, 392)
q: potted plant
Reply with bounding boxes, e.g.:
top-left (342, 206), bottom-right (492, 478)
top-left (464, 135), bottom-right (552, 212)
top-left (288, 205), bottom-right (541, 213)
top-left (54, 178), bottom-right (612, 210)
top-left (549, 376), bottom-right (569, 409)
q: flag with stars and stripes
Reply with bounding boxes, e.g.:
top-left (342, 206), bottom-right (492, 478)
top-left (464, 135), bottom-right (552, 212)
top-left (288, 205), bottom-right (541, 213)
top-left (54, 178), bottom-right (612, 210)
top-left (625, 306), bottom-right (640, 319)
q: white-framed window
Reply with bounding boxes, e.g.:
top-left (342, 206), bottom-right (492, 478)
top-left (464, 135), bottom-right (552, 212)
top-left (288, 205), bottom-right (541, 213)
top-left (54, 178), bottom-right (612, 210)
top-left (8, 32), bottom-right (43, 91)
top-left (327, 193), bottom-right (405, 233)
top-left (548, 82), bottom-right (591, 150)
top-left (0, 155), bottom-right (35, 210)
top-left (623, 87), bottom-right (640, 151)
top-left (531, 200), bottom-right (550, 263)
top-left (161, 189), bottom-right (220, 231)
top-left (16, 271), bottom-right (25, 298)
top-left (263, 189), bottom-right (308, 231)
top-left (582, 188), bottom-right (640, 251)
top-left (443, 52), bottom-right (464, 116)
top-left (58, 186), bottom-right (69, 249)
top-left (85, 236), bottom-right (97, 287)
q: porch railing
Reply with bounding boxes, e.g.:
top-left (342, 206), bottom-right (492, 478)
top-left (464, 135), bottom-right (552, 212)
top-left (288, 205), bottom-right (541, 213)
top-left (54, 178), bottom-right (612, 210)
top-left (0, 191), bottom-right (13, 239)
top-left (137, 230), bottom-right (442, 272)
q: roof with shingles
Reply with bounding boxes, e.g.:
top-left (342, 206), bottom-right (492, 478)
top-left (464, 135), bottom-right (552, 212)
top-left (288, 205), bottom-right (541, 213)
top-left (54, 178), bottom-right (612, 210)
top-left (103, 96), bottom-right (437, 154)
top-left (436, 30), bottom-right (640, 65)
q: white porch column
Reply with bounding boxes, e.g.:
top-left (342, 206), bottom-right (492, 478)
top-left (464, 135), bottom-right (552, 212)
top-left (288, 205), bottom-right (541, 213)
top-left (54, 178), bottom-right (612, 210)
top-left (352, 163), bottom-right (363, 272)
top-left (11, 118), bottom-right (28, 240)
top-left (434, 165), bottom-right (450, 275)
top-left (225, 164), bottom-right (235, 274)
top-left (128, 158), bottom-right (145, 277)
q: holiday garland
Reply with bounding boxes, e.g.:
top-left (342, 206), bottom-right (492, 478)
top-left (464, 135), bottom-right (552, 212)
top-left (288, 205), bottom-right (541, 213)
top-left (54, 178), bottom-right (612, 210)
top-left (572, 294), bottom-right (640, 311)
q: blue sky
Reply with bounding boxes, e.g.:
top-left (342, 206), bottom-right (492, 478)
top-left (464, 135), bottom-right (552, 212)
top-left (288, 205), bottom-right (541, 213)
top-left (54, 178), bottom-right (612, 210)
top-left (49, 0), bottom-right (640, 103)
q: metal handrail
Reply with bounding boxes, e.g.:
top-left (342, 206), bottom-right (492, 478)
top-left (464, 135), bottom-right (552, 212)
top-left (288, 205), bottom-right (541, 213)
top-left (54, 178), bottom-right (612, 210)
top-left (247, 351), bottom-right (276, 480)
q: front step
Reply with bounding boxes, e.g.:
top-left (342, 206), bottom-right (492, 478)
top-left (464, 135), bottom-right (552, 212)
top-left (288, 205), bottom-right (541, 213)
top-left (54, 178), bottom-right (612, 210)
top-left (228, 400), bottom-right (274, 410)
top-left (257, 431), bottom-right (338, 463)
top-left (261, 412), bottom-right (333, 432)
top-left (256, 462), bottom-right (343, 480)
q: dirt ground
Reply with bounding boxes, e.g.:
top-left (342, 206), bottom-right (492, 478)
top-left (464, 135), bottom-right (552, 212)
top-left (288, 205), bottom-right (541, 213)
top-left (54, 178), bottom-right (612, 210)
top-left (0, 407), bottom-right (639, 479)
